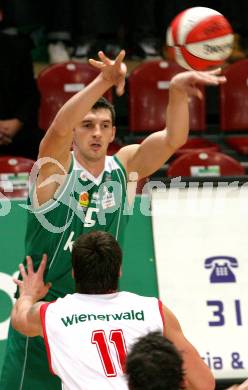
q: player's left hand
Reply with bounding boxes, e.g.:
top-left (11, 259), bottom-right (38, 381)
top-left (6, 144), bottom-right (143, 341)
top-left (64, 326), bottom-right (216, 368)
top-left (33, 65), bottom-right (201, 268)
top-left (13, 255), bottom-right (51, 302)
top-left (89, 49), bottom-right (127, 96)
top-left (170, 68), bottom-right (227, 99)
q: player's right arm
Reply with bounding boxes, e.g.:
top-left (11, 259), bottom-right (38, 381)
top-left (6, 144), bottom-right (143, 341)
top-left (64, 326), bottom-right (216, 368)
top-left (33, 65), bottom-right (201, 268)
top-left (225, 380), bottom-right (248, 390)
top-left (162, 304), bottom-right (215, 390)
top-left (36, 50), bottom-right (126, 205)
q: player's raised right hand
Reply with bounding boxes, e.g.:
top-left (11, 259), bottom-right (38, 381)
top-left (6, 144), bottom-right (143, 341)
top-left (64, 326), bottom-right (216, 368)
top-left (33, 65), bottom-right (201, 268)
top-left (89, 49), bottom-right (127, 96)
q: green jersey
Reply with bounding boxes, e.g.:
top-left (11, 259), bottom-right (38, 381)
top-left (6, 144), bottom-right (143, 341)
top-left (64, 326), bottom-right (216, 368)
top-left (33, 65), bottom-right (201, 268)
top-left (21, 153), bottom-right (128, 301)
top-left (1, 154), bottom-right (128, 390)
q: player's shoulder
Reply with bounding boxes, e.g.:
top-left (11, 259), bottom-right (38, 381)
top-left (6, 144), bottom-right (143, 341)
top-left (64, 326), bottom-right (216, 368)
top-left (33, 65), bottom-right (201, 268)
top-left (49, 294), bottom-right (75, 308)
top-left (105, 154), bottom-right (127, 180)
top-left (105, 154), bottom-right (121, 170)
top-left (118, 291), bottom-right (158, 304)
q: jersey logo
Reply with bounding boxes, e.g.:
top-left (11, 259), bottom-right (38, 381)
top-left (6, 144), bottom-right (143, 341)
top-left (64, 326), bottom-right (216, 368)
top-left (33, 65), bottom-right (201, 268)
top-left (60, 309), bottom-right (145, 326)
top-left (102, 191), bottom-right (115, 209)
top-left (79, 192), bottom-right (89, 208)
top-left (63, 231), bottom-right (75, 252)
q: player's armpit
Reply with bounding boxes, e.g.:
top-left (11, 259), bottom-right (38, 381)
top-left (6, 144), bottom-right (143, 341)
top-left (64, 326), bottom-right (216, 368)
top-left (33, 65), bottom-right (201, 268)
top-left (33, 156), bottom-right (71, 207)
top-left (116, 133), bottom-right (176, 179)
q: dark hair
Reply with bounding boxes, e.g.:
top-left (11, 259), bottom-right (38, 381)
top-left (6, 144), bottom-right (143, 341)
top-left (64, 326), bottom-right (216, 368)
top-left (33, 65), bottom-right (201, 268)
top-left (126, 331), bottom-right (185, 390)
top-left (72, 231), bottom-right (122, 294)
top-left (92, 97), bottom-right (116, 125)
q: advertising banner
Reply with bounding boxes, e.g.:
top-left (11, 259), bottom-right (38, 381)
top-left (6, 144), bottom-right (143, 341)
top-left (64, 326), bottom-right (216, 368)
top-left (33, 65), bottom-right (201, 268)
top-left (152, 184), bottom-right (248, 380)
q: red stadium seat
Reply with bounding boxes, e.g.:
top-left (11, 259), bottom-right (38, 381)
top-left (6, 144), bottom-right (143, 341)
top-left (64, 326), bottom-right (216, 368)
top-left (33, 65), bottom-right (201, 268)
top-left (167, 151), bottom-right (245, 177)
top-left (107, 141), bottom-right (122, 156)
top-left (136, 177), bottom-right (149, 194)
top-left (37, 61), bottom-right (113, 131)
top-left (174, 138), bottom-right (220, 157)
top-left (225, 136), bottom-right (248, 155)
top-left (128, 60), bottom-right (206, 133)
top-left (0, 156), bottom-right (35, 198)
top-left (220, 59), bottom-right (248, 155)
top-left (124, 137), bottom-right (219, 157)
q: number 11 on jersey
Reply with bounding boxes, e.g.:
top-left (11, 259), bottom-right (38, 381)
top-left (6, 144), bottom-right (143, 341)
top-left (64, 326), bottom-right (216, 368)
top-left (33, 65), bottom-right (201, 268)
top-left (92, 329), bottom-right (127, 377)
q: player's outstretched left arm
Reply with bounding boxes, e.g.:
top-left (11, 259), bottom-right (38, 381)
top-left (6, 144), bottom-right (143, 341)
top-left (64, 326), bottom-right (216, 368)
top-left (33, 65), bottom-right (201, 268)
top-left (117, 68), bottom-right (226, 179)
top-left (11, 255), bottom-right (50, 337)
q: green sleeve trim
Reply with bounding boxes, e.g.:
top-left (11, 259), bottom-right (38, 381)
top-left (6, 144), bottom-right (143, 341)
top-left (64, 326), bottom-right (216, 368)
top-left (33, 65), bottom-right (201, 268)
top-left (113, 155), bottom-right (127, 182)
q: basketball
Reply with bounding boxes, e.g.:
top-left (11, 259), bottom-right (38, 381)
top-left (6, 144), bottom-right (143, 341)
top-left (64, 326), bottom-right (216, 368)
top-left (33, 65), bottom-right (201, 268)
top-left (166, 7), bottom-right (234, 71)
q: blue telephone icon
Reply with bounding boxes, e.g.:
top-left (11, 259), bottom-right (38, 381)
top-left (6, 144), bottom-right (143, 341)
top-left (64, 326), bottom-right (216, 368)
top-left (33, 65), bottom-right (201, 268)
top-left (204, 256), bottom-right (238, 283)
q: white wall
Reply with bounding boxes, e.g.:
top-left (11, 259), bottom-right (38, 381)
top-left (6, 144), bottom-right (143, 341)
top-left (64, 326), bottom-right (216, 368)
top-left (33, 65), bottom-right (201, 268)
top-left (152, 185), bottom-right (248, 379)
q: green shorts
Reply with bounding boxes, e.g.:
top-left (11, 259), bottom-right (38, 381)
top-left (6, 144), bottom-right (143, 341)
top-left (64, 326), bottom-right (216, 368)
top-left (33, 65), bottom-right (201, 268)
top-left (0, 324), bottom-right (61, 390)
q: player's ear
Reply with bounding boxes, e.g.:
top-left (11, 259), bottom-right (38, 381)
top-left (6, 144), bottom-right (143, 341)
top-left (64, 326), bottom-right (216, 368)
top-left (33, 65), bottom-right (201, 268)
top-left (118, 267), bottom-right (122, 278)
top-left (72, 269), bottom-right (75, 279)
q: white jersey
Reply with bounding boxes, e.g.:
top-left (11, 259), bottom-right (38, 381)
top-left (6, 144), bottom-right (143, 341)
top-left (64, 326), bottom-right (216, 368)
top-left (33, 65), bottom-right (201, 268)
top-left (40, 291), bottom-right (164, 390)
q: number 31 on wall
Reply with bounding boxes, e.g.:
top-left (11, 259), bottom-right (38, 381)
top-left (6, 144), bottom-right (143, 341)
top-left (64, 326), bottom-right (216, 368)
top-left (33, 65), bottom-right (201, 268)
top-left (92, 329), bottom-right (127, 376)
top-left (207, 300), bottom-right (242, 326)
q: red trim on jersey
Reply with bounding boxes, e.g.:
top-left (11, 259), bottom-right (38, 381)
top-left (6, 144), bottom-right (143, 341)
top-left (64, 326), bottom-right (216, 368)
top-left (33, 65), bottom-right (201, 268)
top-left (158, 299), bottom-right (166, 334)
top-left (40, 302), bottom-right (56, 376)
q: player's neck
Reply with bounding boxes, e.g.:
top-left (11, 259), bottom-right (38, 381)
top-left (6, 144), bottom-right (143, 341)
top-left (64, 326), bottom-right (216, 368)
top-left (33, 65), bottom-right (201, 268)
top-left (74, 151), bottom-right (106, 178)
